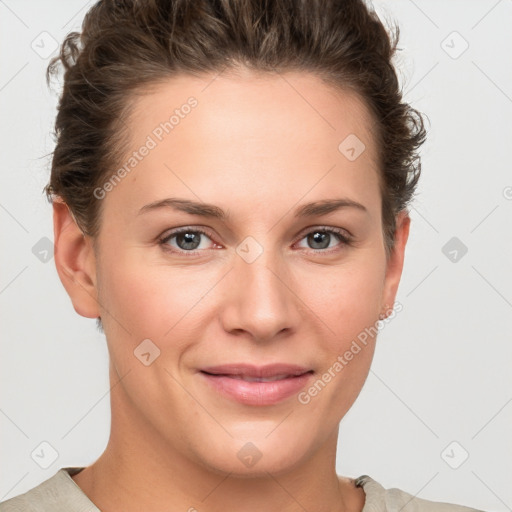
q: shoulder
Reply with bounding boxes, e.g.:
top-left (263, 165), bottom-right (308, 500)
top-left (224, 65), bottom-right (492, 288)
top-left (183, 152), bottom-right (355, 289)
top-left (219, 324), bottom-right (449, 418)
top-left (0, 467), bottom-right (98, 512)
top-left (354, 475), bottom-right (485, 512)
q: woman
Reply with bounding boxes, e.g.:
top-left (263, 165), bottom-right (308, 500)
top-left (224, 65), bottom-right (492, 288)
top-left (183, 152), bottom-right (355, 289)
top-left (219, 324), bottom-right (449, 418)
top-left (0, 0), bottom-right (485, 510)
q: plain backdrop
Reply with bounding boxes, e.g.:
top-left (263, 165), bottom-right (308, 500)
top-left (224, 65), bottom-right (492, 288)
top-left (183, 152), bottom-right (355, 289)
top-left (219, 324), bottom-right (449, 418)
top-left (1, 0), bottom-right (511, 510)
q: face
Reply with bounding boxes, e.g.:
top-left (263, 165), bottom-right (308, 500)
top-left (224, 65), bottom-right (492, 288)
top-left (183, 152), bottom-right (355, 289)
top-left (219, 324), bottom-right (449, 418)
top-left (55, 69), bottom-right (409, 476)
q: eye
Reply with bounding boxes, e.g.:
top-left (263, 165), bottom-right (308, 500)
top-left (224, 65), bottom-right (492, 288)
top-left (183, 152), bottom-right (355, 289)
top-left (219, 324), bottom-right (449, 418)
top-left (158, 225), bottom-right (352, 256)
top-left (295, 227), bottom-right (352, 252)
top-left (158, 227), bottom-right (218, 254)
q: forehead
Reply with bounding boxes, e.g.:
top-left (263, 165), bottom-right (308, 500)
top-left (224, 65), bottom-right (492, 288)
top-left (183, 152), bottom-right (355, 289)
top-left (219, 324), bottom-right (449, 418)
top-left (129, 69), bottom-right (378, 159)
top-left (106, 70), bottom-right (381, 218)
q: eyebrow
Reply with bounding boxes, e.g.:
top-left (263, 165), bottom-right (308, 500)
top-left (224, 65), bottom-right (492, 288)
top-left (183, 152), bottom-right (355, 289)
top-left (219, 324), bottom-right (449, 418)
top-left (137, 197), bottom-right (367, 219)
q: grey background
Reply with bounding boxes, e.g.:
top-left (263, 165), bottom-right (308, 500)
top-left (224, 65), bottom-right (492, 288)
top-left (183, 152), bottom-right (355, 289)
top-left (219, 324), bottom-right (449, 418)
top-left (1, 0), bottom-right (511, 509)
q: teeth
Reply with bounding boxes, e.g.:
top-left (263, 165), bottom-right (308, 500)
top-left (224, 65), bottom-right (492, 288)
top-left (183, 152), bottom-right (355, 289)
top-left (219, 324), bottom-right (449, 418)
top-left (231, 374), bottom-right (292, 382)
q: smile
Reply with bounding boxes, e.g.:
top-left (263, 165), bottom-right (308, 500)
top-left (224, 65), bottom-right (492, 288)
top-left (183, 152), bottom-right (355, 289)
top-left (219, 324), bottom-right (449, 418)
top-left (199, 364), bottom-right (314, 406)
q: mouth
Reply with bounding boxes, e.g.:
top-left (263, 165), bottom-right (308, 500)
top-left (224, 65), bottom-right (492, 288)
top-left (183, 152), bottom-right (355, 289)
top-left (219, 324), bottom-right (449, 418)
top-left (198, 363), bottom-right (314, 406)
top-left (201, 373), bottom-right (308, 382)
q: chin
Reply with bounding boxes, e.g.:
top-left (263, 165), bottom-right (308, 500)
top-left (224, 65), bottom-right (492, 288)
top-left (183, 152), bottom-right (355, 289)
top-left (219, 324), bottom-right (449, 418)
top-left (190, 427), bottom-right (314, 477)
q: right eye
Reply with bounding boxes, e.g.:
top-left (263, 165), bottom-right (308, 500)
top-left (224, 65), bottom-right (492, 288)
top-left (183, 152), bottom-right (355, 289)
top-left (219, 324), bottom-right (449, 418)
top-left (158, 227), bottom-right (220, 255)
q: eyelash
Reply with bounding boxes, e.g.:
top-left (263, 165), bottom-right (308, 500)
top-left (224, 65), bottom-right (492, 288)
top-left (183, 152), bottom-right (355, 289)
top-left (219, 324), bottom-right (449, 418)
top-left (158, 226), bottom-right (353, 257)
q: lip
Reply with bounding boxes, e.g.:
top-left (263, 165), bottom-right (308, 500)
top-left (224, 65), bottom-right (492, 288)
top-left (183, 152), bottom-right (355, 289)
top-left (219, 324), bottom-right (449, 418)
top-left (199, 363), bottom-right (314, 406)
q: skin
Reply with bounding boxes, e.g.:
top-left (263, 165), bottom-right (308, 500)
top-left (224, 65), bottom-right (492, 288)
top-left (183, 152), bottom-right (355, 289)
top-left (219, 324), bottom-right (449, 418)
top-left (53, 69), bottom-right (410, 512)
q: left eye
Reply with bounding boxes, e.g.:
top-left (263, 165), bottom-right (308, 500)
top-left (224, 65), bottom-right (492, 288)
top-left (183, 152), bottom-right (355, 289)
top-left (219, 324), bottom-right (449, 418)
top-left (295, 229), bottom-right (350, 251)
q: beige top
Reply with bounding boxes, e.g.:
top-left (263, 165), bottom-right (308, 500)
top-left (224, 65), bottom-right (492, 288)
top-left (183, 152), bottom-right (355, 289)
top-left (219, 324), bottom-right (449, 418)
top-left (0, 467), bottom-right (484, 511)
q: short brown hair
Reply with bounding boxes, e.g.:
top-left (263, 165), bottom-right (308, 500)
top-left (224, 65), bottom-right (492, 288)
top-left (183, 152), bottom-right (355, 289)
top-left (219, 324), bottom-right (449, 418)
top-left (46, 0), bottom-right (427, 257)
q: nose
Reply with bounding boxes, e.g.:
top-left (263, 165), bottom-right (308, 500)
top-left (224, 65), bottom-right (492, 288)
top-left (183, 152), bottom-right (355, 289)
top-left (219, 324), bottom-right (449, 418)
top-left (219, 246), bottom-right (302, 342)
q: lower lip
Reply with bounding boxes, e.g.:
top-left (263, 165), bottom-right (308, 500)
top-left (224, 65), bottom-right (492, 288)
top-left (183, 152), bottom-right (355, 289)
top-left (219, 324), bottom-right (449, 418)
top-left (199, 371), bottom-right (314, 406)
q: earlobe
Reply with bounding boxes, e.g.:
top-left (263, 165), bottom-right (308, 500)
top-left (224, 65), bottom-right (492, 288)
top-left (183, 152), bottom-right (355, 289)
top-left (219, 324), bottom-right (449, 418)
top-left (52, 199), bottom-right (100, 319)
top-left (381, 210), bottom-right (411, 315)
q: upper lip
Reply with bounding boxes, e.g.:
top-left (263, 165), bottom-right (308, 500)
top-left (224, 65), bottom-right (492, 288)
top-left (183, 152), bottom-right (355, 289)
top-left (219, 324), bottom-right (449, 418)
top-left (200, 363), bottom-right (313, 378)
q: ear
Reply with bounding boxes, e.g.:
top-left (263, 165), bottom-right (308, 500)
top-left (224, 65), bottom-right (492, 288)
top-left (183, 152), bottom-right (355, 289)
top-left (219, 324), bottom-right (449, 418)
top-left (53, 198), bottom-right (100, 319)
top-left (381, 210), bottom-right (410, 314)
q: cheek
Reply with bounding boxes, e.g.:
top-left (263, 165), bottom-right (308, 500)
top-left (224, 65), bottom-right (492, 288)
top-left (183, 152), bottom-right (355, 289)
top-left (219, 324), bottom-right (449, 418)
top-left (300, 256), bottom-right (385, 335)
top-left (297, 257), bottom-right (385, 398)
top-left (98, 263), bottom-right (168, 336)
top-left (98, 239), bottom-right (386, 356)
top-left (96, 252), bottom-right (222, 346)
